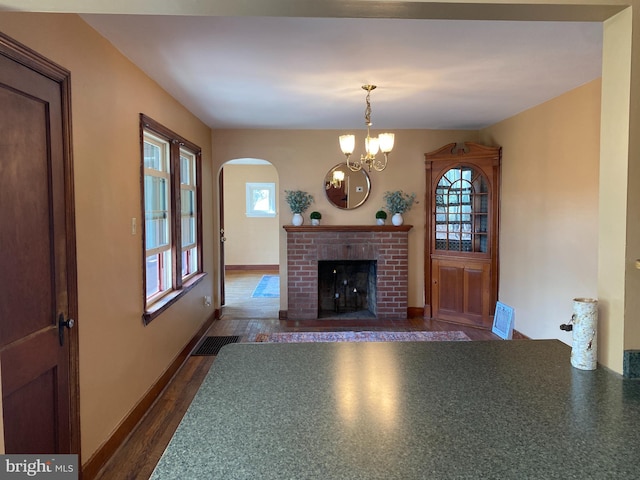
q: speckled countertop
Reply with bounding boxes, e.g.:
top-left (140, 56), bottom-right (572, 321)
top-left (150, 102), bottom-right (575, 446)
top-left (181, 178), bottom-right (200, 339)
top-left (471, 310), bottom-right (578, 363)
top-left (150, 340), bottom-right (640, 479)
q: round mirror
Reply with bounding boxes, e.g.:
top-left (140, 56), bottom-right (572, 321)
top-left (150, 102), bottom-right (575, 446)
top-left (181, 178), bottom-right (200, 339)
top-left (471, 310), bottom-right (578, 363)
top-left (324, 163), bottom-right (371, 209)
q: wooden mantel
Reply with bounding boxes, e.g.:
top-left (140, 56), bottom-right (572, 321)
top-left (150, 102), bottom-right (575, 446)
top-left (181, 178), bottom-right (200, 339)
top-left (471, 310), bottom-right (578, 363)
top-left (283, 225), bottom-right (413, 233)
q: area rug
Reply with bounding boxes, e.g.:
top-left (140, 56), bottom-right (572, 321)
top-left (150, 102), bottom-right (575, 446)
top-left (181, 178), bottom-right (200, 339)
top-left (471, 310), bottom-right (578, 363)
top-left (254, 330), bottom-right (470, 343)
top-left (251, 275), bottom-right (280, 298)
top-left (192, 336), bottom-right (241, 356)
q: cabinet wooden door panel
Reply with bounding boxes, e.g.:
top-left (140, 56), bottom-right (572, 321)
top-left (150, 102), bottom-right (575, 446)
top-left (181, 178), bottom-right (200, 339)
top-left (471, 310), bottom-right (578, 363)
top-left (466, 265), bottom-right (488, 317)
top-left (435, 263), bottom-right (462, 313)
top-left (432, 257), bottom-right (490, 327)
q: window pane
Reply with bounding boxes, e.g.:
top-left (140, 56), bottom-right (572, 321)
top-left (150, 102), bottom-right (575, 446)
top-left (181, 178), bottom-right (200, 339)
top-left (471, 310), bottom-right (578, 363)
top-left (182, 247), bottom-right (198, 277)
top-left (144, 141), bottom-right (161, 170)
top-left (146, 214), bottom-right (169, 250)
top-left (145, 175), bottom-right (167, 212)
top-left (146, 254), bottom-right (160, 297)
top-left (146, 250), bottom-right (172, 298)
top-left (181, 188), bottom-right (194, 215)
top-left (145, 175), bottom-right (169, 250)
top-left (181, 188), bottom-right (196, 247)
top-left (180, 155), bottom-right (191, 185)
top-left (182, 250), bottom-right (189, 277)
top-left (182, 217), bottom-right (195, 247)
top-left (252, 189), bottom-right (270, 212)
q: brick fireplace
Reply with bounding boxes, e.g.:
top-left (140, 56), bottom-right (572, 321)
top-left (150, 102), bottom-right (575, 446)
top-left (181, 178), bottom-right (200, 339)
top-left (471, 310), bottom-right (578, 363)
top-left (283, 225), bottom-right (412, 320)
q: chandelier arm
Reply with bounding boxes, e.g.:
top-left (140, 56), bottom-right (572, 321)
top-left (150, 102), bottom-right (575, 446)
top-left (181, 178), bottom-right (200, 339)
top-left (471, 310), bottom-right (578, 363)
top-left (372, 154), bottom-right (388, 172)
top-left (347, 157), bottom-right (362, 172)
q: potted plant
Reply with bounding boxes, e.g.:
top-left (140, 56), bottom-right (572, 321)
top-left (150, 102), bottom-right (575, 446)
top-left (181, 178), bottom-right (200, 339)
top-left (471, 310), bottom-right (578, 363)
top-left (375, 210), bottom-right (387, 225)
top-left (310, 211), bottom-right (322, 226)
top-left (383, 190), bottom-right (416, 226)
top-left (285, 190), bottom-right (314, 226)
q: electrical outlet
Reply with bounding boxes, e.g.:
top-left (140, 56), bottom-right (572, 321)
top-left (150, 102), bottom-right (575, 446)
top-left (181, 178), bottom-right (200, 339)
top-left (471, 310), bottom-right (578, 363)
top-left (203, 295), bottom-right (212, 307)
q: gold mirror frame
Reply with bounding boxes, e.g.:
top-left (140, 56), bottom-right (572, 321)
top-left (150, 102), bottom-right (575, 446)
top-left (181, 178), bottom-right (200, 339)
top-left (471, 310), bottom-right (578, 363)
top-left (324, 163), bottom-right (371, 209)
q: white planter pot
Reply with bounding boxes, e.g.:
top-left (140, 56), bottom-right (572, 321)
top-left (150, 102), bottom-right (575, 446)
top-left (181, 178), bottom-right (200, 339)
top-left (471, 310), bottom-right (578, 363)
top-left (311, 218), bottom-right (320, 226)
top-left (391, 213), bottom-right (404, 226)
top-left (292, 213), bottom-right (304, 226)
top-left (376, 218), bottom-right (385, 226)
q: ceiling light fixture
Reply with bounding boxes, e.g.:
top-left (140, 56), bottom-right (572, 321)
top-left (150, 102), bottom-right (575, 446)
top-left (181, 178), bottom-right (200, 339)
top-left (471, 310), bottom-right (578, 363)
top-left (339, 85), bottom-right (394, 172)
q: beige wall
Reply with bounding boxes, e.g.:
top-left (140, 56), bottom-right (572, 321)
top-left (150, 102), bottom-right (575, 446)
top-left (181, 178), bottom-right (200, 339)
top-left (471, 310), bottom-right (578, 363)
top-left (479, 79), bottom-right (601, 343)
top-left (212, 129), bottom-right (479, 312)
top-left (0, 13), bottom-right (215, 461)
top-left (619, 8), bottom-right (640, 353)
top-left (599, 8), bottom-right (636, 370)
top-left (222, 164), bottom-right (279, 266)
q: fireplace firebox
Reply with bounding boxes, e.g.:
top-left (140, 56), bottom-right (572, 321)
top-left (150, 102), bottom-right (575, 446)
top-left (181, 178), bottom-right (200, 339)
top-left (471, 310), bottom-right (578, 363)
top-left (318, 260), bottom-right (377, 318)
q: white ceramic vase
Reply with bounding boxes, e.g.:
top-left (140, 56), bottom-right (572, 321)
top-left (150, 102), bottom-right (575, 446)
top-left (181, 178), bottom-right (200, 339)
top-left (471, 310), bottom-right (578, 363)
top-left (391, 213), bottom-right (404, 226)
top-left (292, 213), bottom-right (304, 226)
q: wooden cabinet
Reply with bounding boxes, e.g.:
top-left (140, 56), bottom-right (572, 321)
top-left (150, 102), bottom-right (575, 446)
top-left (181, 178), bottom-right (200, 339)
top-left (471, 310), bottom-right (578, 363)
top-left (425, 143), bottom-right (501, 329)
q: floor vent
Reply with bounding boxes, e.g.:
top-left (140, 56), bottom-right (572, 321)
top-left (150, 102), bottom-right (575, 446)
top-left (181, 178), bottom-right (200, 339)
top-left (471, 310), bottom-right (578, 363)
top-left (192, 336), bottom-right (241, 356)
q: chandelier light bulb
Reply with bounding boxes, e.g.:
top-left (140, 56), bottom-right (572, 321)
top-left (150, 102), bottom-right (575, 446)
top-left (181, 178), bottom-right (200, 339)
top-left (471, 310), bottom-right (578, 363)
top-left (365, 135), bottom-right (380, 156)
top-left (378, 133), bottom-right (395, 153)
top-left (339, 134), bottom-right (355, 156)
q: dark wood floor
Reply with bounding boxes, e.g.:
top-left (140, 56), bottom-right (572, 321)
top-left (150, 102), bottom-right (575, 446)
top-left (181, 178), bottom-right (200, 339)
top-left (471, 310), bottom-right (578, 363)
top-left (92, 271), bottom-right (499, 480)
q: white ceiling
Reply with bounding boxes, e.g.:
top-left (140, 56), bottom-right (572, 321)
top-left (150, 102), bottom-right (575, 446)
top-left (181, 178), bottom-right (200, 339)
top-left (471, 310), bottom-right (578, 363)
top-left (0, 1), bottom-right (607, 131)
top-left (80, 15), bottom-right (602, 130)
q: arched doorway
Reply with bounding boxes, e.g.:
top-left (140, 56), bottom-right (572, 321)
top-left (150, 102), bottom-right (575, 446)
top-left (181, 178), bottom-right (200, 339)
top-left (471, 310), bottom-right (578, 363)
top-left (219, 158), bottom-right (280, 318)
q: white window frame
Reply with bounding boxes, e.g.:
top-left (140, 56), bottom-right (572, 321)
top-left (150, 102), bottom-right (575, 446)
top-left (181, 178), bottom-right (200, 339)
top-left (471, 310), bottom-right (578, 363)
top-left (144, 132), bottom-right (173, 303)
top-left (246, 182), bottom-right (277, 217)
top-left (180, 149), bottom-right (198, 279)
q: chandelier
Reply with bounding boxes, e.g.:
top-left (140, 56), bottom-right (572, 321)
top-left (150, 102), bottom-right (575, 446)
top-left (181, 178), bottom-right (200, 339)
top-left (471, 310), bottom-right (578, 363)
top-left (339, 85), bottom-right (395, 172)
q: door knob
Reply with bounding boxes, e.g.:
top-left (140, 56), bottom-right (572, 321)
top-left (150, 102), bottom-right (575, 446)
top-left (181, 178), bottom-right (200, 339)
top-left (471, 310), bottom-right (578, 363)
top-left (58, 312), bottom-right (75, 346)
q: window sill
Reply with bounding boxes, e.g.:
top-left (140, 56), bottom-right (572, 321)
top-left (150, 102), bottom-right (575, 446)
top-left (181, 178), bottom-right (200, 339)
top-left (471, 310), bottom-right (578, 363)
top-left (143, 272), bottom-right (207, 325)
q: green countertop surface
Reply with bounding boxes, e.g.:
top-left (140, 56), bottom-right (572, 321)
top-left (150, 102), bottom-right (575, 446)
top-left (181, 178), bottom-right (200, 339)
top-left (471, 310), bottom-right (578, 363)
top-left (151, 339), bottom-right (640, 479)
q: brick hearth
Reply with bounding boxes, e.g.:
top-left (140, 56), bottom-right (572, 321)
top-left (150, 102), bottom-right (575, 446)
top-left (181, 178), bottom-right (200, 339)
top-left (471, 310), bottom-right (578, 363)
top-left (283, 225), bottom-right (412, 320)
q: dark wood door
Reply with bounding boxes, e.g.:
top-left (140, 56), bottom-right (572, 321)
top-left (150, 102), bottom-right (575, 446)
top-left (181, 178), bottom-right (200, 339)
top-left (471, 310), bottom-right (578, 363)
top-left (219, 168), bottom-right (226, 306)
top-left (0, 34), bottom-right (79, 454)
top-left (425, 143), bottom-right (501, 329)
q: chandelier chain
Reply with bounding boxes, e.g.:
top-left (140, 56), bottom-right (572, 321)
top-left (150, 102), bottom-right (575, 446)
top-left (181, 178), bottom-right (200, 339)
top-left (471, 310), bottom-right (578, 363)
top-left (364, 89), bottom-right (372, 127)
